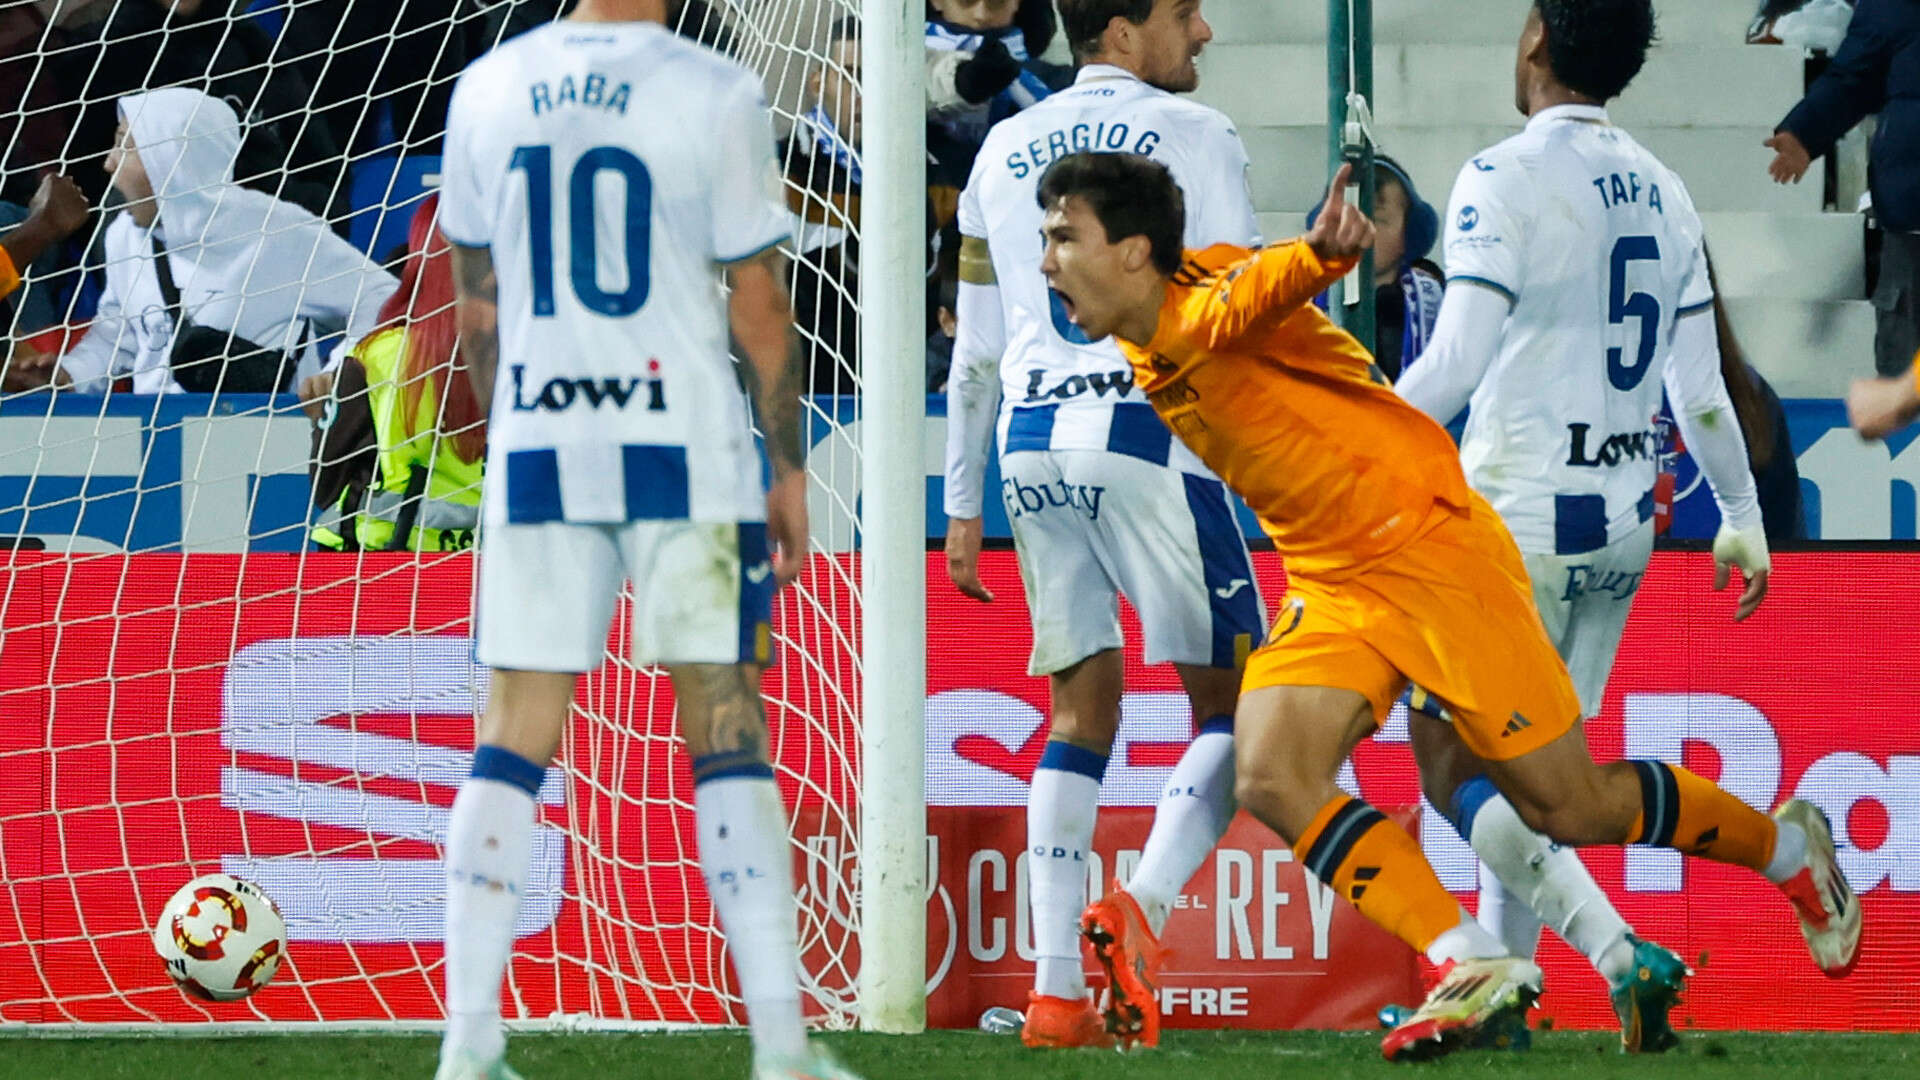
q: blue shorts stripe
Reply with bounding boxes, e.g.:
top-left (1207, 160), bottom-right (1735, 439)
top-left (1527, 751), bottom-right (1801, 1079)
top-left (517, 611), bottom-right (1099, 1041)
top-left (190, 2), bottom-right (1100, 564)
top-left (504, 449), bottom-right (564, 524)
top-left (1636, 484), bottom-right (1656, 524)
top-left (1197, 714), bottom-right (1234, 738)
top-left (1004, 405), bottom-right (1058, 453)
top-left (1105, 403), bottom-right (1172, 466)
top-left (1183, 474), bottom-right (1262, 669)
top-left (1553, 493), bottom-right (1609, 556)
top-left (622, 445), bottom-right (691, 520)
top-left (1037, 740), bottom-right (1108, 780)
top-left (737, 522), bottom-right (777, 666)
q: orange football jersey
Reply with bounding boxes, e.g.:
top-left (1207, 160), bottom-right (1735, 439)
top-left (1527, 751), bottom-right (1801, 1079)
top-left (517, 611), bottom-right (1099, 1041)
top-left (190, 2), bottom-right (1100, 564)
top-left (1119, 241), bottom-right (1473, 580)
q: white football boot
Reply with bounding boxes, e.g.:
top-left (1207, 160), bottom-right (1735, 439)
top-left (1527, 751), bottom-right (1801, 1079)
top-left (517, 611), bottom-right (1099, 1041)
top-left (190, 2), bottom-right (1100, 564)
top-left (1773, 799), bottom-right (1863, 978)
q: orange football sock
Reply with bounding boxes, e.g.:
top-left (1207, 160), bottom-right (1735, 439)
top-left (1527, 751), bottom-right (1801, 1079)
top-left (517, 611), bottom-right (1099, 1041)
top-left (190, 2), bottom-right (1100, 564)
top-left (1295, 795), bottom-right (1462, 953)
top-left (1629, 761), bottom-right (1777, 871)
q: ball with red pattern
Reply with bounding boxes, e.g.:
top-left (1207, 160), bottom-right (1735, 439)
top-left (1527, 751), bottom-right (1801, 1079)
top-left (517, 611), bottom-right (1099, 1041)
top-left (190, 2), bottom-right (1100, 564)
top-left (152, 873), bottom-right (288, 1002)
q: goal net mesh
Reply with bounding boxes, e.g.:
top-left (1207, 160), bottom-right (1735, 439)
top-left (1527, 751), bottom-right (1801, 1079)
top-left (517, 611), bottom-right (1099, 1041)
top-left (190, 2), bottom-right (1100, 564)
top-left (0, 0), bottom-right (873, 1028)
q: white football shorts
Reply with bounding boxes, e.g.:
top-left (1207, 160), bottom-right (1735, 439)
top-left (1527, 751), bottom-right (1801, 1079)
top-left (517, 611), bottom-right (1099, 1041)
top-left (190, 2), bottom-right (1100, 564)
top-left (1522, 521), bottom-right (1656, 717)
top-left (999, 449), bottom-right (1265, 676)
top-left (476, 519), bottom-right (776, 672)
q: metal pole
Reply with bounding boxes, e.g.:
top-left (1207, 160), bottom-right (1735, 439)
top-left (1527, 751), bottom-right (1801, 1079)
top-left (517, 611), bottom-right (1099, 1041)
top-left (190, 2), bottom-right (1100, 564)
top-left (1327, 0), bottom-right (1378, 361)
top-left (856, 0), bottom-right (928, 1035)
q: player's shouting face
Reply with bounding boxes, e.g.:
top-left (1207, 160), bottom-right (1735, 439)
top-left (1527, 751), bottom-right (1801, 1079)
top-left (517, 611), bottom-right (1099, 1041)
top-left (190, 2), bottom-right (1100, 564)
top-left (1040, 195), bottom-right (1135, 343)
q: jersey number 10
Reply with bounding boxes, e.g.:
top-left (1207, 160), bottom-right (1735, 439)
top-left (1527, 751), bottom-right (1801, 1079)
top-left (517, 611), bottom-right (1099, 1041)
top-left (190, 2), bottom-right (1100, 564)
top-left (509, 144), bottom-right (652, 318)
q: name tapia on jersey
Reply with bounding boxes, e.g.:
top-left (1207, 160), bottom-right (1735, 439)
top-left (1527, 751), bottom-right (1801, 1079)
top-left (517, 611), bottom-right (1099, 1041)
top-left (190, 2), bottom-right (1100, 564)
top-left (439, 21), bottom-right (789, 526)
top-left (1442, 106), bottom-right (1716, 556)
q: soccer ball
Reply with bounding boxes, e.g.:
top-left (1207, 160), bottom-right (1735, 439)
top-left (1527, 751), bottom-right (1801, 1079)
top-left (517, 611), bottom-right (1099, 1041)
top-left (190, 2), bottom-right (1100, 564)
top-left (152, 873), bottom-right (288, 1001)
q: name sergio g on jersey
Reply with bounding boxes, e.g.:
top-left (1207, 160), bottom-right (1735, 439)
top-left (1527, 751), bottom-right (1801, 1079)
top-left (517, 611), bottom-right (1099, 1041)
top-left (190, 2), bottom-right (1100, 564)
top-left (440, 23), bottom-right (790, 528)
top-left (959, 65), bottom-right (1261, 475)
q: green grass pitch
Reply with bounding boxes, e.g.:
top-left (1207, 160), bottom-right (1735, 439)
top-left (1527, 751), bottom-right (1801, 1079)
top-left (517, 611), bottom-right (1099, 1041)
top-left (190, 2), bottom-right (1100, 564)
top-left (5, 1030), bottom-right (1918, 1079)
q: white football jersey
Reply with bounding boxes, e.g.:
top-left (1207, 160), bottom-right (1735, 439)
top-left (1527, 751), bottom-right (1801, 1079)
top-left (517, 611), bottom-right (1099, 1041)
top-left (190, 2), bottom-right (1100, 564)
top-left (441, 22), bottom-right (789, 526)
top-left (1442, 104), bottom-right (1714, 554)
top-left (958, 65), bottom-right (1261, 474)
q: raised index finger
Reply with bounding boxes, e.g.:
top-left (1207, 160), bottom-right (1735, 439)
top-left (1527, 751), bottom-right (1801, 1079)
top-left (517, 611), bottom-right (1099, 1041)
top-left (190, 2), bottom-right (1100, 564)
top-left (1325, 163), bottom-right (1352, 214)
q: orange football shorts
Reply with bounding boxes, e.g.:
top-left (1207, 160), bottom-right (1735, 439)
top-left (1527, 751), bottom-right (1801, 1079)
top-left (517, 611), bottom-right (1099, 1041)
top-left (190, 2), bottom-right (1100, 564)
top-left (1243, 490), bottom-right (1580, 761)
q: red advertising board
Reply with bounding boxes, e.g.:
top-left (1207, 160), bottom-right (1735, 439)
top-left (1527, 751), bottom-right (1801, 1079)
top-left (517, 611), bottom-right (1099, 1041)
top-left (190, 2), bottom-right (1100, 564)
top-left (2, 549), bottom-right (1917, 1031)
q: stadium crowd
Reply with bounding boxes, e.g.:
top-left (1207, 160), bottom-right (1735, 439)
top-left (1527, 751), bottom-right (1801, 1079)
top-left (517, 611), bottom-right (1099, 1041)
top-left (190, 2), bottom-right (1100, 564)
top-left (0, 0), bottom-right (1899, 550)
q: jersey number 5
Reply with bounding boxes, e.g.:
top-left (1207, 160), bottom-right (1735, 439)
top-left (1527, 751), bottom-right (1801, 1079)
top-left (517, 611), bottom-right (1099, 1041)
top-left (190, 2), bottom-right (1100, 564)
top-left (1607, 235), bottom-right (1660, 391)
top-left (509, 144), bottom-right (652, 318)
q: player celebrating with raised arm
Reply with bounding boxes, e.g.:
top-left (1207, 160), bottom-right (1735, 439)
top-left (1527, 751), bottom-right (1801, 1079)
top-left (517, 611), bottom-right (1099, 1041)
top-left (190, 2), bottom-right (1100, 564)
top-left (944, 0), bottom-right (1265, 1050)
top-left (1032, 151), bottom-right (1862, 1061)
top-left (1386, 0), bottom-right (1858, 1052)
top-left (435, 3), bottom-right (853, 1079)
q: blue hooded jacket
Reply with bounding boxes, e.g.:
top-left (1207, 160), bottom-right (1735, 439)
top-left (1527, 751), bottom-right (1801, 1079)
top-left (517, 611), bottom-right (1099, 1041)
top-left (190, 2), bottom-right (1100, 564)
top-left (1778, 0), bottom-right (1920, 232)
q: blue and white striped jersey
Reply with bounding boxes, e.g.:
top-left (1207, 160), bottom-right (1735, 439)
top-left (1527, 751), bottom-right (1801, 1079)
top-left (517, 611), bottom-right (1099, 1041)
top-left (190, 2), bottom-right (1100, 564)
top-left (441, 21), bottom-right (789, 526)
top-left (954, 65), bottom-right (1261, 483)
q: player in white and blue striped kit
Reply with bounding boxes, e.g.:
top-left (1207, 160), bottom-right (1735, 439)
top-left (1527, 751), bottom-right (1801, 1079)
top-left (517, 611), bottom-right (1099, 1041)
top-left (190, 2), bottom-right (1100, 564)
top-left (1393, 0), bottom-right (1855, 1051)
top-left (434, 3), bottom-right (857, 1079)
top-left (943, 0), bottom-right (1263, 1049)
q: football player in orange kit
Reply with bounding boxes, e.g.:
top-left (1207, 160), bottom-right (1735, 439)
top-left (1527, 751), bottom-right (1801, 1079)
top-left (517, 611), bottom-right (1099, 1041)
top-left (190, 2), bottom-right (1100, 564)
top-left (1036, 152), bottom-right (1861, 1061)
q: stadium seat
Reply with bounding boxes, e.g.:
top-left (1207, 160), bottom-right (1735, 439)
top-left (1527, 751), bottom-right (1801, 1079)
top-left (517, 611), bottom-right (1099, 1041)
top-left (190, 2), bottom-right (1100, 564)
top-left (345, 154), bottom-right (441, 263)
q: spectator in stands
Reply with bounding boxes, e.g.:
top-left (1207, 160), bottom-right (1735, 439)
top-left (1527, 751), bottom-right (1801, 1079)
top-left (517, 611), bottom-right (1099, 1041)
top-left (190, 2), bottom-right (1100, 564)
top-left (46, 0), bottom-right (344, 219)
top-left (1766, 0), bottom-right (1920, 377)
top-left (10, 88), bottom-right (395, 394)
top-left (785, 16), bottom-right (948, 394)
top-left (1849, 348), bottom-right (1920, 438)
top-left (927, 250), bottom-right (959, 393)
top-left (1310, 155), bottom-right (1445, 382)
top-left (927, 0), bottom-right (1065, 188)
top-left (0, 174), bottom-right (90, 339)
top-left (0, 5), bottom-right (82, 209)
top-left (311, 195), bottom-right (482, 552)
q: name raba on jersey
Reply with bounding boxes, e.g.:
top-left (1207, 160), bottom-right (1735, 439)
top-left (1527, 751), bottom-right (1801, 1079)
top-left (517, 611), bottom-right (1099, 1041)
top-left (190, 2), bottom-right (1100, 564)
top-left (527, 71), bottom-right (633, 117)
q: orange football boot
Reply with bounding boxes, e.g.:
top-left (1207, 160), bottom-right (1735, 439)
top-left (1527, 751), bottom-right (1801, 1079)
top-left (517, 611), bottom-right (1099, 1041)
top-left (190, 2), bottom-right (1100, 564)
top-left (1080, 886), bottom-right (1167, 1049)
top-left (1020, 991), bottom-right (1114, 1049)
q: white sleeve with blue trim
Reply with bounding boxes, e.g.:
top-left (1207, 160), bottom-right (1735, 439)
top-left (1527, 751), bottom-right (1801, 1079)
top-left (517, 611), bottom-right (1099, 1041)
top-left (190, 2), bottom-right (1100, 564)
top-left (1663, 304), bottom-right (1763, 534)
top-left (1393, 276), bottom-right (1508, 424)
top-left (711, 74), bottom-right (791, 264)
top-left (1441, 155), bottom-right (1532, 302)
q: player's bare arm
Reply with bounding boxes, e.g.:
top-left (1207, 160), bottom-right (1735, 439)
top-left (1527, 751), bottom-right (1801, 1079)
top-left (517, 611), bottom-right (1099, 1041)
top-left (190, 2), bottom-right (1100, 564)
top-left (1848, 363), bottom-right (1920, 441)
top-left (450, 243), bottom-right (499, 414)
top-left (728, 246), bottom-right (809, 587)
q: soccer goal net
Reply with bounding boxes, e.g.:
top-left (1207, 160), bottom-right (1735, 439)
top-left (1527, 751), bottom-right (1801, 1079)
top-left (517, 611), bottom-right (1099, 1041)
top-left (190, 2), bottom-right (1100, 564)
top-left (0, 0), bottom-right (907, 1031)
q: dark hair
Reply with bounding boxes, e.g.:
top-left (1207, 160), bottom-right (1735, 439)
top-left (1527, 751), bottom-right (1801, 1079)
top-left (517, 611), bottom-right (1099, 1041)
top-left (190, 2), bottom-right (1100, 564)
top-left (828, 14), bottom-right (860, 44)
top-left (1533, 0), bottom-right (1656, 103)
top-left (1058, 0), bottom-right (1154, 61)
top-left (1036, 152), bottom-right (1185, 276)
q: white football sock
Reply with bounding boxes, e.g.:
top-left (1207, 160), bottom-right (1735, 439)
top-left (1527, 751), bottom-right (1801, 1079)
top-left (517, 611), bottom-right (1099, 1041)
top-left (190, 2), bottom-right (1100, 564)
top-left (442, 776), bottom-right (535, 1066)
top-left (1426, 908), bottom-right (1512, 966)
top-left (1028, 751), bottom-right (1102, 1000)
top-left (1127, 726), bottom-right (1235, 935)
top-left (1468, 792), bottom-right (1635, 984)
top-left (1765, 819), bottom-right (1809, 884)
top-left (696, 775), bottom-right (808, 1061)
top-left (1473, 861), bottom-right (1544, 961)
